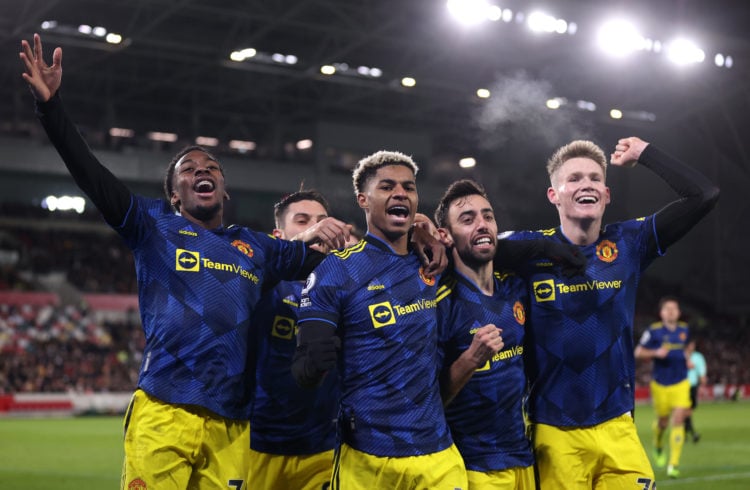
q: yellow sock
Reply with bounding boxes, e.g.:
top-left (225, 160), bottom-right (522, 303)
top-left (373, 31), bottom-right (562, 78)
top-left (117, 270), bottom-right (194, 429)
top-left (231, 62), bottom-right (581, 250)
top-left (669, 425), bottom-right (685, 467)
top-left (653, 421), bottom-right (666, 450)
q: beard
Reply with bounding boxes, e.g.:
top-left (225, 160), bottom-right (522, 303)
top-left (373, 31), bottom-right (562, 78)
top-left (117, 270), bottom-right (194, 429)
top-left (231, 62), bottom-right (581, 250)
top-left (189, 201), bottom-right (222, 223)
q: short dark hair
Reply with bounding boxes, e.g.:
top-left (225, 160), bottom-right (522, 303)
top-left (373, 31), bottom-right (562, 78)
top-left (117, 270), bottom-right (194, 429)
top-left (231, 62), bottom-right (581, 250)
top-left (658, 295), bottom-right (680, 311)
top-left (352, 150), bottom-right (418, 195)
top-left (434, 179), bottom-right (489, 228)
top-left (163, 145), bottom-right (222, 211)
top-left (273, 189), bottom-right (330, 229)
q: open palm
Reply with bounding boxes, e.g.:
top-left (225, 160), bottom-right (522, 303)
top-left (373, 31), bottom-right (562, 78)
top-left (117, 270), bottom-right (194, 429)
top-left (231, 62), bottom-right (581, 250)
top-left (19, 34), bottom-right (62, 102)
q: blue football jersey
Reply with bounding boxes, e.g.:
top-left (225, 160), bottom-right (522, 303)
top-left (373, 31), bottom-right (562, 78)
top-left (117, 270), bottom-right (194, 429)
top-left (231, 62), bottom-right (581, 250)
top-left (118, 196), bottom-right (307, 420)
top-left (250, 280), bottom-right (338, 454)
top-left (638, 322), bottom-right (689, 385)
top-left (507, 217), bottom-right (663, 426)
top-left (297, 235), bottom-right (453, 457)
top-left (437, 270), bottom-right (534, 472)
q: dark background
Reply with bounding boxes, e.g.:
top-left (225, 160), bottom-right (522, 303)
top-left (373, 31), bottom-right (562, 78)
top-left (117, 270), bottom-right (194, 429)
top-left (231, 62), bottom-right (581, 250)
top-left (0, 0), bottom-right (748, 318)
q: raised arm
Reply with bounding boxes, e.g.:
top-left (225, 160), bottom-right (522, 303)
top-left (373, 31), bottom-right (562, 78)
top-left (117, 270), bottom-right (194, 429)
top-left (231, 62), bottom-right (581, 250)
top-left (20, 34), bottom-right (132, 227)
top-left (611, 137), bottom-right (720, 253)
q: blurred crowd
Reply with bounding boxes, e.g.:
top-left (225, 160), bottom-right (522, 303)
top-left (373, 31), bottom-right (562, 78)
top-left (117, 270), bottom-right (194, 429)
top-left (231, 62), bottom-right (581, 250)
top-left (0, 302), bottom-right (143, 394)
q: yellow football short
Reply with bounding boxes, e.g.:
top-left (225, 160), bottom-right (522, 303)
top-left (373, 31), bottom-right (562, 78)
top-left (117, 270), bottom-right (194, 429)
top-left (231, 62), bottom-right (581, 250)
top-left (331, 443), bottom-right (468, 490)
top-left (121, 389), bottom-right (249, 490)
top-left (466, 465), bottom-right (535, 489)
top-left (532, 413), bottom-right (655, 490)
top-left (650, 379), bottom-right (691, 417)
top-left (247, 448), bottom-right (334, 490)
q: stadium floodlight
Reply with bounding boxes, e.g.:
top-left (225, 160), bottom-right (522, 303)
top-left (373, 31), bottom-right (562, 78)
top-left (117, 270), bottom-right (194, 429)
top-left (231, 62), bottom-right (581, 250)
top-left (725, 56), bottom-right (733, 68)
top-left (401, 77), bottom-right (416, 87)
top-left (369, 67), bottom-right (383, 77)
top-left (195, 136), bottom-right (219, 147)
top-left (41, 20), bottom-right (58, 30)
top-left (285, 55), bottom-right (298, 65)
top-left (666, 38), bottom-right (705, 65)
top-left (527, 11), bottom-right (559, 33)
top-left (109, 127), bottom-right (134, 138)
top-left (147, 131), bottom-right (178, 142)
top-left (92, 26), bottom-right (107, 37)
top-left (296, 139), bottom-right (314, 150)
top-left (42, 195), bottom-right (86, 214)
top-left (459, 157), bottom-right (476, 168)
top-left (502, 9), bottom-right (513, 23)
top-left (714, 53), bottom-right (725, 67)
top-left (487, 6), bottom-right (502, 21)
top-left (78, 24), bottom-right (92, 35)
top-left (229, 140), bottom-right (257, 152)
top-left (320, 65), bottom-right (336, 75)
top-left (597, 19), bottom-right (646, 57)
top-left (105, 33), bottom-right (122, 44)
top-left (476, 88), bottom-right (491, 99)
top-left (610, 109), bottom-right (623, 119)
top-left (546, 98), bottom-right (564, 109)
top-left (446, 0), bottom-right (492, 25)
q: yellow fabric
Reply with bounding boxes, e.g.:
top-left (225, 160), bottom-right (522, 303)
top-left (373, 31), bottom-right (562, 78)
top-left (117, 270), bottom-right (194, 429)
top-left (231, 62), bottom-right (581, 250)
top-left (121, 389), bottom-right (249, 490)
top-left (466, 465), bottom-right (535, 490)
top-left (532, 413), bottom-right (655, 490)
top-left (650, 379), bottom-right (691, 417)
top-left (331, 443), bottom-right (467, 490)
top-left (668, 426), bottom-right (686, 468)
top-left (247, 448), bottom-right (334, 490)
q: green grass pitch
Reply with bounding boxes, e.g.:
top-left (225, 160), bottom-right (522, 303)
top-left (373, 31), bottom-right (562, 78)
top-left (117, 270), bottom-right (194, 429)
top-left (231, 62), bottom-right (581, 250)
top-left (0, 402), bottom-right (748, 489)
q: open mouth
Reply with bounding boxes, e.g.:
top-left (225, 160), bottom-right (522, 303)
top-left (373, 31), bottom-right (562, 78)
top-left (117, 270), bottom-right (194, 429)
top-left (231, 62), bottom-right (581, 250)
top-left (386, 205), bottom-right (410, 218)
top-left (194, 179), bottom-right (216, 194)
top-left (575, 195), bottom-right (598, 204)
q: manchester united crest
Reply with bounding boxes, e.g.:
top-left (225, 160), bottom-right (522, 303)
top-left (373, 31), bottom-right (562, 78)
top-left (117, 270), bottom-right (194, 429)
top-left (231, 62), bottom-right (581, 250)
top-left (128, 478), bottom-right (147, 490)
top-left (231, 239), bottom-right (254, 258)
top-left (513, 301), bottom-right (526, 325)
top-left (418, 267), bottom-right (435, 286)
top-left (595, 240), bottom-right (618, 263)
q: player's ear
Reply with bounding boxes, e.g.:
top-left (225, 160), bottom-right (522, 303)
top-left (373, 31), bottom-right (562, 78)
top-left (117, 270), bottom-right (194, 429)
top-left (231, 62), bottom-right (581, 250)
top-left (224, 190), bottom-right (230, 201)
top-left (547, 186), bottom-right (559, 206)
top-left (436, 227), bottom-right (453, 248)
top-left (170, 191), bottom-right (180, 209)
top-left (604, 186), bottom-right (611, 205)
top-left (356, 192), bottom-right (368, 210)
top-left (272, 229), bottom-right (283, 239)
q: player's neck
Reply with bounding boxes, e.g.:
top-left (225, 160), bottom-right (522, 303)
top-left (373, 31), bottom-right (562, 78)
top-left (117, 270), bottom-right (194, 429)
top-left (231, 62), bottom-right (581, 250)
top-left (367, 227), bottom-right (409, 255)
top-left (663, 321), bottom-right (679, 330)
top-left (453, 257), bottom-right (494, 296)
top-left (559, 216), bottom-right (602, 246)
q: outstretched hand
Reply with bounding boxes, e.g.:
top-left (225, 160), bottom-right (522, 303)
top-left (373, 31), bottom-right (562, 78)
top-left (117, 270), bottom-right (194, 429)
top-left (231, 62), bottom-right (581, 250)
top-left (610, 137), bottom-right (649, 168)
top-left (291, 217), bottom-right (352, 253)
top-left (19, 33), bottom-right (62, 102)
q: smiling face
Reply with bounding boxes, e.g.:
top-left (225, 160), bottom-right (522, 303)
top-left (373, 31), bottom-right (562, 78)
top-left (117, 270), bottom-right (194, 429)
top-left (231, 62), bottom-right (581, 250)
top-left (547, 156), bottom-right (610, 223)
top-left (444, 194), bottom-right (497, 268)
top-left (171, 149), bottom-right (227, 228)
top-left (357, 164), bottom-right (417, 247)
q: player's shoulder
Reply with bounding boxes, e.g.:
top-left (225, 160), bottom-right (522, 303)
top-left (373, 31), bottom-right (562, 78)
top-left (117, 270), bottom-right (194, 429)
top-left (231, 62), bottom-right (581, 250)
top-left (677, 320), bottom-right (688, 327)
top-left (602, 216), bottom-right (652, 235)
top-left (499, 227), bottom-right (557, 240)
top-left (436, 274), bottom-right (459, 304)
top-left (649, 321), bottom-right (664, 330)
top-left (331, 239), bottom-right (367, 260)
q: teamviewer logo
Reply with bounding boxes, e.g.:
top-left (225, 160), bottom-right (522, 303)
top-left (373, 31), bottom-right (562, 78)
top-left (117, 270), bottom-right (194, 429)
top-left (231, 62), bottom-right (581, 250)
top-left (533, 279), bottom-right (555, 302)
top-left (176, 249), bottom-right (200, 272)
top-left (368, 302), bottom-right (396, 329)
